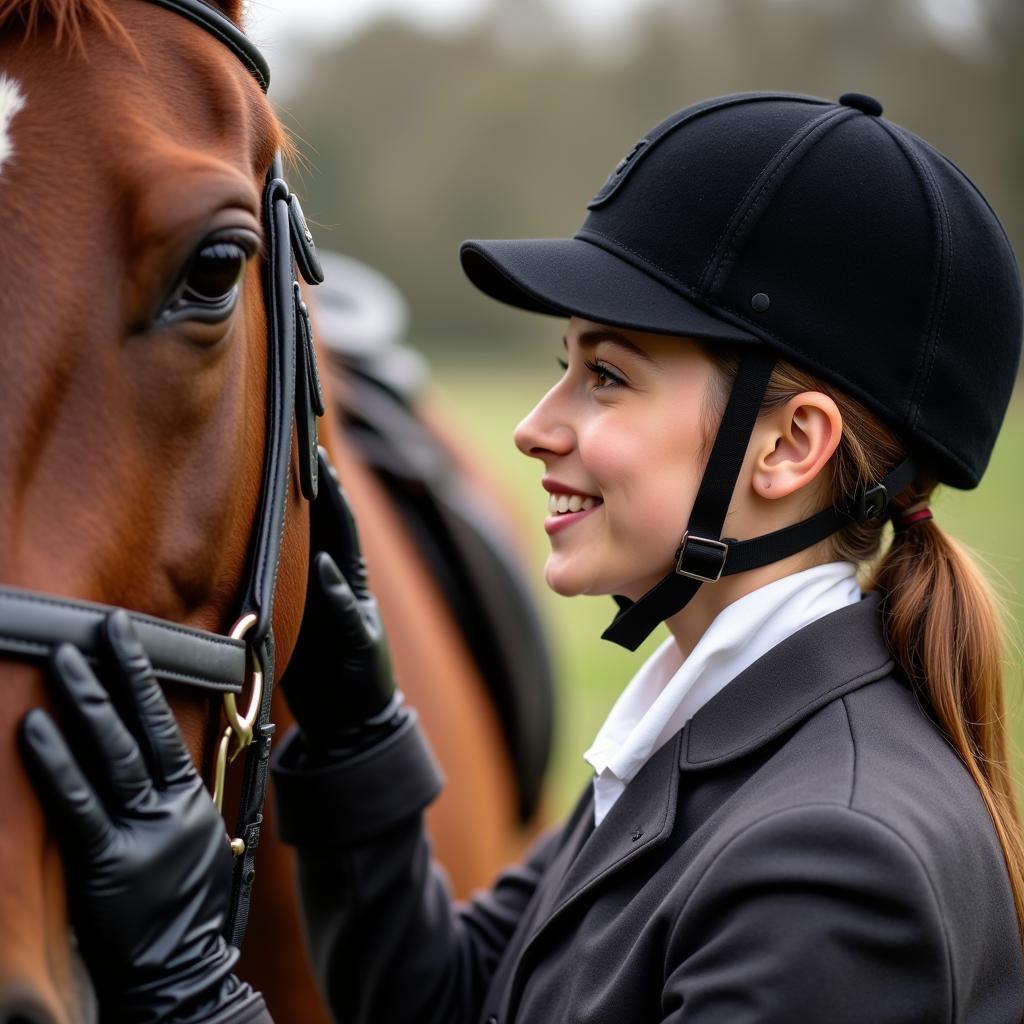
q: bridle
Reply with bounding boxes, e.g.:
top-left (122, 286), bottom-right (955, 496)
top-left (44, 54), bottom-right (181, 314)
top-left (0, 0), bottom-right (324, 948)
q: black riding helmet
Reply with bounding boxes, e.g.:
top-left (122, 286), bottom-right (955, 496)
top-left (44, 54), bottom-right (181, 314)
top-left (460, 90), bottom-right (1023, 650)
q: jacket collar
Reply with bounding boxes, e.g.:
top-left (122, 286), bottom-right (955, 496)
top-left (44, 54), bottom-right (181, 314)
top-left (679, 590), bottom-right (894, 771)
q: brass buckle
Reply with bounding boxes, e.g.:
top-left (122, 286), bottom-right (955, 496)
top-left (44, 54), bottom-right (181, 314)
top-left (675, 532), bottom-right (729, 583)
top-left (212, 613), bottom-right (264, 857)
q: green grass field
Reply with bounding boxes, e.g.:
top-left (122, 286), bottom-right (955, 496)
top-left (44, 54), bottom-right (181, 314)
top-left (428, 358), bottom-right (1024, 816)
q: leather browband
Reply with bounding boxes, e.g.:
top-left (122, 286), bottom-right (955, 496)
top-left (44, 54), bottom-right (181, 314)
top-left (0, 587), bottom-right (246, 693)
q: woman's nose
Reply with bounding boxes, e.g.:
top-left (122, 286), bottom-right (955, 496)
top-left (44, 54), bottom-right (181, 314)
top-left (513, 387), bottom-right (575, 461)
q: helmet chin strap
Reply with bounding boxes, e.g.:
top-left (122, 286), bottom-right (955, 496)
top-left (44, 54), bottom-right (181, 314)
top-left (603, 348), bottom-right (917, 651)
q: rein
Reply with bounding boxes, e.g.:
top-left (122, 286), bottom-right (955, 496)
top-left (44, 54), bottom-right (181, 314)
top-left (0, 0), bottom-right (324, 948)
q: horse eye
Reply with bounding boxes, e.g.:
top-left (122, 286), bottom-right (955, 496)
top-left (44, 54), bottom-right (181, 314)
top-left (158, 229), bottom-right (260, 327)
top-left (184, 241), bottom-right (248, 301)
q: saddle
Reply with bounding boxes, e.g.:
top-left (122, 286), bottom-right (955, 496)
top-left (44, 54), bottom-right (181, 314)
top-left (314, 250), bottom-right (555, 824)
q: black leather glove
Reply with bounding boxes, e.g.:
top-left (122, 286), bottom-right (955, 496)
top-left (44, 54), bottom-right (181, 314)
top-left (280, 448), bottom-right (401, 759)
top-left (19, 611), bottom-right (264, 1024)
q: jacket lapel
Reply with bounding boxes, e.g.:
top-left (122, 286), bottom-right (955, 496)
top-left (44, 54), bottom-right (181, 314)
top-left (521, 728), bottom-right (683, 948)
top-left (503, 730), bottom-right (682, 1020)
top-left (521, 784), bottom-right (596, 930)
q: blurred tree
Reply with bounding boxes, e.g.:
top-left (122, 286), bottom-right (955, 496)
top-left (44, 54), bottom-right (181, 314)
top-left (981, 0), bottom-right (1023, 248)
top-left (281, 0), bottom-right (1021, 355)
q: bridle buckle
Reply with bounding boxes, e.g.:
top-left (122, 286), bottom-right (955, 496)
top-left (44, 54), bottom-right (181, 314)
top-left (212, 613), bottom-right (265, 857)
top-left (675, 532), bottom-right (729, 583)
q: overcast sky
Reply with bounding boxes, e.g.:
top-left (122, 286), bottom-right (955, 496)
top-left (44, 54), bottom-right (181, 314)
top-left (244, 0), bottom-right (989, 98)
top-left (247, 0), bottom-right (987, 43)
top-left (247, 0), bottom-right (640, 45)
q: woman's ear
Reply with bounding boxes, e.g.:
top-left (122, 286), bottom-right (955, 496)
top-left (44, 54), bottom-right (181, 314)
top-left (751, 392), bottom-right (842, 501)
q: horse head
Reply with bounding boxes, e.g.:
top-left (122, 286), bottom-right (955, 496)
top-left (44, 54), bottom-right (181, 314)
top-left (0, 1), bottom-right (313, 1019)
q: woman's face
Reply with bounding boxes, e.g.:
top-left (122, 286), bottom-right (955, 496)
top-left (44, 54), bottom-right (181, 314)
top-left (514, 317), bottom-right (717, 601)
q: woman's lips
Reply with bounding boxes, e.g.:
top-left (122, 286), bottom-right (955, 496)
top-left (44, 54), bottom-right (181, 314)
top-left (544, 500), bottom-right (602, 535)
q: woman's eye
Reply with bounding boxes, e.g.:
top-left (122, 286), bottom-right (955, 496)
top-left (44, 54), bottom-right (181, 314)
top-left (183, 242), bottom-right (248, 301)
top-left (584, 358), bottom-right (626, 389)
top-left (158, 229), bottom-right (260, 327)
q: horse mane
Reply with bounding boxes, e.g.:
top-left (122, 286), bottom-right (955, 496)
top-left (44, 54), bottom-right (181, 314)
top-left (0, 0), bottom-right (126, 49)
top-left (0, 0), bottom-right (244, 50)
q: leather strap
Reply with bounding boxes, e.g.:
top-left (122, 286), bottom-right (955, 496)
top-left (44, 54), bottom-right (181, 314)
top-left (0, 586), bottom-right (245, 693)
top-left (207, 154), bottom-right (322, 951)
top-left (718, 456), bottom-right (918, 573)
top-left (224, 633), bottom-right (278, 946)
top-left (236, 164), bottom-right (295, 649)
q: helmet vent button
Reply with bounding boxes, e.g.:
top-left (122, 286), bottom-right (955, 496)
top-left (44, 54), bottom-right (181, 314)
top-left (751, 292), bottom-right (771, 313)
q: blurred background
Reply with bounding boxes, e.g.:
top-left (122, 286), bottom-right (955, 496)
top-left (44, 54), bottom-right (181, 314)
top-left (251, 0), bottom-right (1023, 815)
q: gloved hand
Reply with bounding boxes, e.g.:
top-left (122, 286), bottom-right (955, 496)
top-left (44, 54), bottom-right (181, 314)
top-left (280, 447), bottom-right (401, 759)
top-left (19, 610), bottom-right (258, 1024)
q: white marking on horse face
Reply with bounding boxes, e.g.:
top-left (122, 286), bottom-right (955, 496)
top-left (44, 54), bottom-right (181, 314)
top-left (0, 74), bottom-right (27, 176)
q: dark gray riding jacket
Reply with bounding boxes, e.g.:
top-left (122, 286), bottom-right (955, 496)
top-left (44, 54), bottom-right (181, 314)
top-left (269, 594), bottom-right (1024, 1022)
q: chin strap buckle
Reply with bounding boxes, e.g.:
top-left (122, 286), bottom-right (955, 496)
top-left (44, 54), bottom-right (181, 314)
top-left (851, 482), bottom-right (890, 521)
top-left (675, 532), bottom-right (730, 583)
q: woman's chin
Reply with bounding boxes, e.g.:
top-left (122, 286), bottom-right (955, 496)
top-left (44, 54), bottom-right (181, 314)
top-left (543, 556), bottom-right (592, 597)
top-left (543, 556), bottom-right (676, 601)
top-left (543, 567), bottom-right (585, 597)
top-left (543, 559), bottom-right (640, 599)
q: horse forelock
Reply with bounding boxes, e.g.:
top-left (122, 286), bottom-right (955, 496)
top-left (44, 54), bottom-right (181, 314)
top-left (0, 0), bottom-right (127, 51)
top-left (0, 0), bottom-right (246, 49)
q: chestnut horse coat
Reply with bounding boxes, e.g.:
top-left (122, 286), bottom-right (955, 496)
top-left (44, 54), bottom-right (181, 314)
top-left (270, 593), bottom-right (1024, 1023)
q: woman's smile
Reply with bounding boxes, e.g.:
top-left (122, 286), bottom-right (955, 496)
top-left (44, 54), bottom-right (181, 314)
top-left (542, 478), bottom-right (603, 534)
top-left (543, 497), bottom-right (603, 535)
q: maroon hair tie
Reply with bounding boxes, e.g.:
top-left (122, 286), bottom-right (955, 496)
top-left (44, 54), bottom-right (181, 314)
top-left (893, 503), bottom-right (934, 532)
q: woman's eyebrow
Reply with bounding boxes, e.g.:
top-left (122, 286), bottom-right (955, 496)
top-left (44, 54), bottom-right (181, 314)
top-left (563, 328), bottom-right (656, 363)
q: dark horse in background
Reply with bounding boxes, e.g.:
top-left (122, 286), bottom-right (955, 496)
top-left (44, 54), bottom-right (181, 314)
top-left (0, 1), bottom-right (552, 1021)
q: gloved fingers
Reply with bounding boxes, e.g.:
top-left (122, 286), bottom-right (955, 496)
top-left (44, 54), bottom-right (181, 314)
top-left (20, 708), bottom-right (116, 856)
top-left (313, 552), bottom-right (372, 646)
top-left (100, 610), bottom-right (195, 789)
top-left (45, 643), bottom-right (153, 810)
top-left (314, 447), bottom-right (369, 599)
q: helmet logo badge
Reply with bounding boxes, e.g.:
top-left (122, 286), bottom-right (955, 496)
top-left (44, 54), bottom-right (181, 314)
top-left (588, 139), bottom-right (649, 209)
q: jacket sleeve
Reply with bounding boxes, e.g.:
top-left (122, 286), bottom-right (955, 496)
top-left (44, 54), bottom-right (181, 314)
top-left (171, 978), bottom-right (274, 1024)
top-left (662, 804), bottom-right (952, 1023)
top-left (270, 710), bottom-right (557, 1024)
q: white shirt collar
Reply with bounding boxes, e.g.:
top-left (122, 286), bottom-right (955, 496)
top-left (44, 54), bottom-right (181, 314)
top-left (583, 562), bottom-right (862, 826)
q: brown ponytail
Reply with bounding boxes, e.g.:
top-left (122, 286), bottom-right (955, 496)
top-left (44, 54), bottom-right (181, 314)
top-left (705, 350), bottom-right (1024, 950)
top-left (874, 494), bottom-right (1024, 945)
